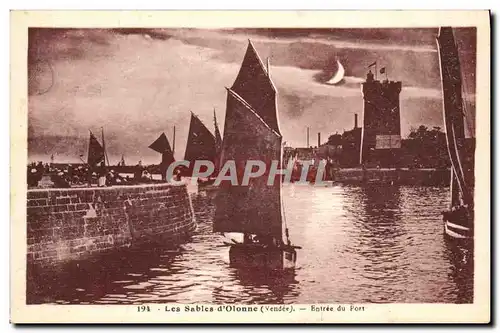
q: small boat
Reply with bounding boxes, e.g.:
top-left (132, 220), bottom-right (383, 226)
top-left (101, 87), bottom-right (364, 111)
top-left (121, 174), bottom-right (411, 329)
top-left (214, 41), bottom-right (300, 271)
top-left (436, 27), bottom-right (474, 245)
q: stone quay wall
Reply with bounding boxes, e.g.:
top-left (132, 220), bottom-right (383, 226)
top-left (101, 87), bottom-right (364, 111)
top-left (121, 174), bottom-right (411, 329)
top-left (26, 183), bottom-right (196, 268)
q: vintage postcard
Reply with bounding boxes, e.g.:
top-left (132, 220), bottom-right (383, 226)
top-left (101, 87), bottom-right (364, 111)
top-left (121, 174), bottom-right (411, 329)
top-left (10, 10), bottom-right (490, 323)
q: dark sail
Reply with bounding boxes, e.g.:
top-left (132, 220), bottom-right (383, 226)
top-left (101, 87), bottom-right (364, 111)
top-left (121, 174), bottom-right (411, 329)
top-left (436, 27), bottom-right (473, 207)
top-left (184, 113), bottom-right (217, 164)
top-left (214, 109), bottom-right (223, 173)
top-left (149, 132), bottom-right (175, 170)
top-left (231, 41), bottom-right (279, 135)
top-left (87, 131), bottom-right (105, 167)
top-left (214, 89), bottom-right (283, 239)
top-left (214, 41), bottom-right (283, 240)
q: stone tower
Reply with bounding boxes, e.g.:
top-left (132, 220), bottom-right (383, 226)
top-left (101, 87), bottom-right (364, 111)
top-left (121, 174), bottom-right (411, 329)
top-left (360, 70), bottom-right (402, 167)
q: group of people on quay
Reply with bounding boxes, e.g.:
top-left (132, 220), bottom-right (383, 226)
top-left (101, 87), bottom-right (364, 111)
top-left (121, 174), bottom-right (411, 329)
top-left (26, 161), bottom-right (169, 189)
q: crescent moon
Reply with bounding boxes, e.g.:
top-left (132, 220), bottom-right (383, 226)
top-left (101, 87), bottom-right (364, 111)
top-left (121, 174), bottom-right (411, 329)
top-left (326, 60), bottom-right (345, 85)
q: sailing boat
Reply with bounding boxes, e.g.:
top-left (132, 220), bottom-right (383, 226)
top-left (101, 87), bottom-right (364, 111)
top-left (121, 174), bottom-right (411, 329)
top-left (437, 27), bottom-right (474, 244)
top-left (184, 112), bottom-right (218, 185)
top-left (86, 129), bottom-right (108, 186)
top-left (87, 130), bottom-right (106, 168)
top-left (214, 41), bottom-right (300, 270)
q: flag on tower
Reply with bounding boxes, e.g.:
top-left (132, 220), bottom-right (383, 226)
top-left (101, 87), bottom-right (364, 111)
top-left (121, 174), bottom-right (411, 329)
top-left (367, 61), bottom-right (377, 68)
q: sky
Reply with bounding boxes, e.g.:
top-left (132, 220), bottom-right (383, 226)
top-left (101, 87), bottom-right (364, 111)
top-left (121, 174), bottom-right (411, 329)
top-left (27, 27), bottom-right (477, 164)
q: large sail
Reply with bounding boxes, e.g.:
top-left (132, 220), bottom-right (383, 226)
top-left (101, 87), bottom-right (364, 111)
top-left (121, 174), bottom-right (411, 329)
top-left (184, 113), bottom-right (217, 164)
top-left (149, 132), bottom-right (175, 169)
top-left (436, 27), bottom-right (473, 207)
top-left (214, 88), bottom-right (283, 239)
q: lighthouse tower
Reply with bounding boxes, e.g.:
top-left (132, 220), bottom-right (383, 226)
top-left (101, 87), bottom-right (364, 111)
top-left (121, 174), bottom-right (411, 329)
top-left (360, 70), bottom-right (402, 167)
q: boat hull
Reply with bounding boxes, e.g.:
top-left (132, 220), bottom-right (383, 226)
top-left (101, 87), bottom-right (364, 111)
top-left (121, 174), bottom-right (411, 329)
top-left (229, 244), bottom-right (297, 271)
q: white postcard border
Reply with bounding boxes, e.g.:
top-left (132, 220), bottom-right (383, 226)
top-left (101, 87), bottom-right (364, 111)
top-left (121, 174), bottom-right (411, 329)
top-left (10, 10), bottom-right (491, 324)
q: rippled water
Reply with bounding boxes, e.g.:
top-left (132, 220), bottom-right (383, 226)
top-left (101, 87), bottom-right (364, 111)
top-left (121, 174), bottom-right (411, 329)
top-left (28, 184), bottom-right (473, 304)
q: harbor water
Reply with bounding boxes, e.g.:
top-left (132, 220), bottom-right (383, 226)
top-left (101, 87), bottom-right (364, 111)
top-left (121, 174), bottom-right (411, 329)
top-left (28, 184), bottom-right (473, 304)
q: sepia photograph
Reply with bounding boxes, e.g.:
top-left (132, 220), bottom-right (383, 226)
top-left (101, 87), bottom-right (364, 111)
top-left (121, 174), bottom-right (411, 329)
top-left (11, 10), bottom-right (490, 323)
